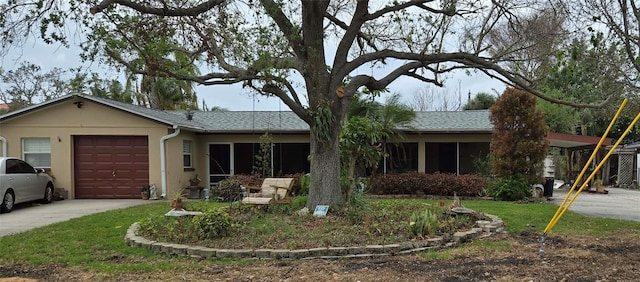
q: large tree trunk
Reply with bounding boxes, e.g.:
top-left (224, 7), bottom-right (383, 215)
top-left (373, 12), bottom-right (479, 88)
top-left (307, 121), bottom-right (344, 210)
top-left (299, 0), bottom-right (345, 210)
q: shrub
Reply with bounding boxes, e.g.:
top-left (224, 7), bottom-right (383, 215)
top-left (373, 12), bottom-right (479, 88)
top-left (410, 208), bottom-right (439, 237)
top-left (490, 88), bottom-right (549, 184)
top-left (217, 178), bottom-right (242, 201)
top-left (451, 174), bottom-right (488, 196)
top-left (369, 172), bottom-right (425, 194)
top-left (253, 133), bottom-right (273, 177)
top-left (344, 190), bottom-right (372, 225)
top-left (230, 174), bottom-right (263, 187)
top-left (369, 172), bottom-right (487, 196)
top-left (488, 175), bottom-right (531, 201)
top-left (473, 153), bottom-right (493, 178)
top-left (299, 173), bottom-right (310, 196)
top-left (423, 173), bottom-right (458, 196)
top-left (138, 215), bottom-right (198, 243)
top-left (291, 195), bottom-right (308, 211)
top-left (192, 209), bottom-right (232, 239)
top-left (439, 214), bottom-right (473, 234)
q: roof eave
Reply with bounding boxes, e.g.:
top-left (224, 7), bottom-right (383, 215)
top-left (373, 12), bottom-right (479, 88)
top-left (79, 95), bottom-right (181, 127)
top-left (202, 129), bottom-right (310, 134)
top-left (0, 94), bottom-right (177, 127)
top-left (403, 129), bottom-right (493, 134)
top-left (0, 95), bottom-right (72, 122)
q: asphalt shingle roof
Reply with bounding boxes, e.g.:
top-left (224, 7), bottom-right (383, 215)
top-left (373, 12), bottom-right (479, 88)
top-left (88, 96), bottom-right (212, 131)
top-left (181, 110), bottom-right (493, 133)
top-left (408, 111), bottom-right (492, 132)
top-left (184, 111), bottom-right (309, 133)
top-left (0, 95), bottom-right (493, 133)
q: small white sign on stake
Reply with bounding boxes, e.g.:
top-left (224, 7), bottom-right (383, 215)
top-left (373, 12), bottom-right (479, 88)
top-left (313, 205), bottom-right (329, 217)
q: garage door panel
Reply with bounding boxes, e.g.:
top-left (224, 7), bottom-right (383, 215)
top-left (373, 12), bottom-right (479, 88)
top-left (132, 155), bottom-right (148, 162)
top-left (96, 153), bottom-right (113, 158)
top-left (114, 155), bottom-right (139, 161)
top-left (74, 136), bottom-right (149, 199)
top-left (97, 169), bottom-right (116, 177)
top-left (132, 170), bottom-right (149, 176)
top-left (114, 170), bottom-right (132, 178)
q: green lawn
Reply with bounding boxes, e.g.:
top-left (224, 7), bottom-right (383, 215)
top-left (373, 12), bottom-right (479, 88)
top-left (463, 200), bottom-right (640, 236)
top-left (0, 202), bottom-right (223, 273)
top-left (0, 198), bottom-right (638, 275)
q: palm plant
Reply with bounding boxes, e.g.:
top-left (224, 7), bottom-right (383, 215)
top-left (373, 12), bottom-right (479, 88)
top-left (373, 94), bottom-right (416, 174)
top-left (347, 93), bottom-right (415, 140)
top-left (340, 92), bottom-right (415, 202)
top-left (135, 51), bottom-right (200, 110)
top-left (343, 92), bottom-right (416, 176)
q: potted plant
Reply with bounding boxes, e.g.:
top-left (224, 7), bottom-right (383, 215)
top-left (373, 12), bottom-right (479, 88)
top-left (170, 189), bottom-right (185, 210)
top-left (189, 174), bottom-right (201, 187)
top-left (141, 185), bottom-right (150, 200)
top-left (217, 178), bottom-right (242, 201)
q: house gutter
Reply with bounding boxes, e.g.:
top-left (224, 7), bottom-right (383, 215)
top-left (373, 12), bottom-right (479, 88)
top-left (160, 126), bottom-right (180, 198)
top-left (0, 136), bottom-right (6, 157)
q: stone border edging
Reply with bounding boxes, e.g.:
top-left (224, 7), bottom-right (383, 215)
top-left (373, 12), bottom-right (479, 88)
top-left (124, 213), bottom-right (505, 260)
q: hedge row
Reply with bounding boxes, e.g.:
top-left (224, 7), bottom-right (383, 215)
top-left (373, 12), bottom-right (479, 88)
top-left (368, 172), bottom-right (487, 197)
top-left (230, 172), bottom-right (486, 197)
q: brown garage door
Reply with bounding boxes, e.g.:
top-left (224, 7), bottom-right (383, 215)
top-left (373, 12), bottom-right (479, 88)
top-left (74, 136), bottom-right (149, 199)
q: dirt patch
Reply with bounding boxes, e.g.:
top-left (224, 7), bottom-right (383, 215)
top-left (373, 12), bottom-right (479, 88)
top-left (3, 232), bottom-right (640, 281)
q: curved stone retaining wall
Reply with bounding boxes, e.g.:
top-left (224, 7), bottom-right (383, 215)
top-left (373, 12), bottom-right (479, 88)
top-left (125, 214), bottom-right (505, 260)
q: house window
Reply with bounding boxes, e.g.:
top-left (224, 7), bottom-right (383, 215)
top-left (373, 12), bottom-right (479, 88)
top-left (379, 142), bottom-right (418, 174)
top-left (183, 140), bottom-right (192, 168)
top-left (23, 138), bottom-right (51, 168)
top-left (425, 142), bottom-right (457, 174)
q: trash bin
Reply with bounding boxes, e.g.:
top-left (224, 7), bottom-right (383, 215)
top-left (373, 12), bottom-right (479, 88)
top-left (543, 177), bottom-right (554, 197)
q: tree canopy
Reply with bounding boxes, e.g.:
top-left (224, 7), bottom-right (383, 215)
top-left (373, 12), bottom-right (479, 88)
top-left (534, 33), bottom-right (640, 141)
top-left (0, 62), bottom-right (69, 110)
top-left (463, 92), bottom-right (496, 110)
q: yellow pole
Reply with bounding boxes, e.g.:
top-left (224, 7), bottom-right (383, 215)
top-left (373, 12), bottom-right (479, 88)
top-left (542, 98), bottom-right (628, 234)
top-left (547, 110), bottom-right (640, 232)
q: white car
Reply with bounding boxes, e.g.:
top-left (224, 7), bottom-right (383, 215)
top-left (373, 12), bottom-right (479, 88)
top-left (0, 157), bottom-right (55, 213)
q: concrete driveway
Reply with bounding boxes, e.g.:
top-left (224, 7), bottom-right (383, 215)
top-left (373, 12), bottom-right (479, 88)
top-left (551, 187), bottom-right (640, 222)
top-left (0, 199), bottom-right (153, 237)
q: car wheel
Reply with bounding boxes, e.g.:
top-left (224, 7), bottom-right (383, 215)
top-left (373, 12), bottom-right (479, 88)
top-left (1, 190), bottom-right (15, 213)
top-left (42, 184), bottom-right (54, 204)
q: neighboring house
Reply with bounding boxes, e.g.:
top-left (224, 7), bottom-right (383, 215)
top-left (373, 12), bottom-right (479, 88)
top-left (606, 141), bottom-right (640, 188)
top-left (0, 94), bottom-right (605, 200)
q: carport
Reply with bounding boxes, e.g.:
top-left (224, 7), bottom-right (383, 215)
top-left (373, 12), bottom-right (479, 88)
top-left (547, 132), bottom-right (613, 185)
top-left (606, 141), bottom-right (640, 188)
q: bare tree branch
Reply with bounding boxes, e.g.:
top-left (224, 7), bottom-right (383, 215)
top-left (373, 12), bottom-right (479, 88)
top-left (365, 0), bottom-right (454, 21)
top-left (329, 0), bottom-right (376, 71)
top-left (261, 83), bottom-right (310, 123)
top-left (90, 0), bottom-right (224, 16)
top-left (259, 0), bottom-right (305, 61)
top-left (343, 50), bottom-right (606, 109)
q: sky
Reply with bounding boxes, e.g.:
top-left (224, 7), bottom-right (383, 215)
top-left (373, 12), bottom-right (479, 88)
top-left (1, 34), bottom-right (507, 112)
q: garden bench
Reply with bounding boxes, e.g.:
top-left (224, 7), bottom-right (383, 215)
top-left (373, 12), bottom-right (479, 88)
top-left (241, 178), bottom-right (295, 205)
